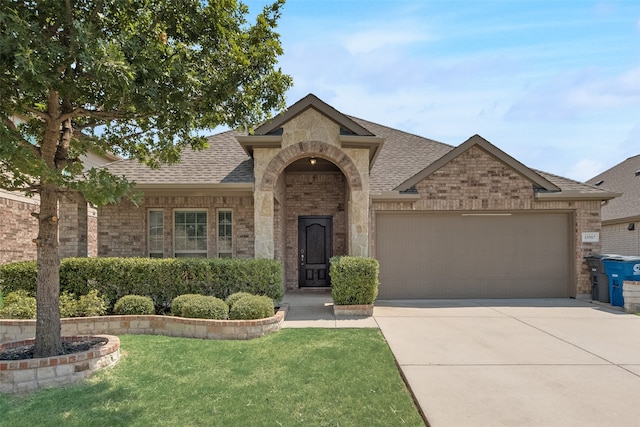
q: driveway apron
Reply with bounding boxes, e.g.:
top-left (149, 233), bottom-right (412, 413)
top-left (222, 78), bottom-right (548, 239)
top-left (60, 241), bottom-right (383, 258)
top-left (374, 299), bottom-right (640, 427)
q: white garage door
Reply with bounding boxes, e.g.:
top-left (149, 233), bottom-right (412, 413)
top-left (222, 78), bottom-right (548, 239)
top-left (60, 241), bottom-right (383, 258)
top-left (375, 212), bottom-right (572, 299)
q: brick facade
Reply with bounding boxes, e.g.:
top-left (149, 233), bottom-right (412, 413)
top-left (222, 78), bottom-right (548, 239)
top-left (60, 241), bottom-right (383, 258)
top-left (0, 192), bottom-right (39, 264)
top-left (371, 145), bottom-right (602, 296)
top-left (283, 172), bottom-right (347, 291)
top-left (0, 190), bottom-right (97, 264)
top-left (98, 195), bottom-right (254, 258)
top-left (601, 222), bottom-right (640, 256)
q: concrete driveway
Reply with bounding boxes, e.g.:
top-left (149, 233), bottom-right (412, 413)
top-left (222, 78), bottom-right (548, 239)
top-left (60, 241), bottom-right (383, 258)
top-left (374, 299), bottom-right (640, 427)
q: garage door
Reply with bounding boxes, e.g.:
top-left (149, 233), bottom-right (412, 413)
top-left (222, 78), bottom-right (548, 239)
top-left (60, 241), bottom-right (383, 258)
top-left (375, 212), bottom-right (572, 299)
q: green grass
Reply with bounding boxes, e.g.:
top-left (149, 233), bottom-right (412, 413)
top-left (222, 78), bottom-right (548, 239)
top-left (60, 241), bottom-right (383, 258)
top-left (0, 329), bottom-right (425, 427)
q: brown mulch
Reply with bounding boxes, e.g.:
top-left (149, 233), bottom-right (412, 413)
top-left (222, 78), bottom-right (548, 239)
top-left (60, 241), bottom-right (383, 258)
top-left (0, 337), bottom-right (108, 361)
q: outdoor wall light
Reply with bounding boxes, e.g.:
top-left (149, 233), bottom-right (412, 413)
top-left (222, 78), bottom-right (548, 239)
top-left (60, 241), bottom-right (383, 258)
top-left (628, 223), bottom-right (635, 231)
top-left (309, 157), bottom-right (317, 166)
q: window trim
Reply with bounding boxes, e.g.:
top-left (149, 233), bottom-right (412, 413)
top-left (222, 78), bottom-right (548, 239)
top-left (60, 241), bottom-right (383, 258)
top-left (148, 209), bottom-right (164, 258)
top-left (173, 209), bottom-right (208, 258)
top-left (216, 208), bottom-right (234, 258)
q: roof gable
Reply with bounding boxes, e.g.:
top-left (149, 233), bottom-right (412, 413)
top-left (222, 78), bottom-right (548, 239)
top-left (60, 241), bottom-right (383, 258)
top-left (253, 94), bottom-right (374, 136)
top-left (395, 134), bottom-right (561, 192)
top-left (587, 154), bottom-right (640, 222)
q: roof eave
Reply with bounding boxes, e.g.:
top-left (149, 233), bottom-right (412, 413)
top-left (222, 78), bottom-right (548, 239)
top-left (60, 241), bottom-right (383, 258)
top-left (134, 182), bottom-right (254, 194)
top-left (236, 135), bottom-right (282, 157)
top-left (340, 135), bottom-right (385, 170)
top-left (602, 214), bottom-right (640, 226)
top-left (370, 191), bottom-right (421, 202)
top-left (534, 190), bottom-right (620, 201)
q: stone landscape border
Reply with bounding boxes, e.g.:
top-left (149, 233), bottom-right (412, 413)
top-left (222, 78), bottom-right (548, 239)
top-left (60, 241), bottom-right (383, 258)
top-left (0, 335), bottom-right (120, 394)
top-left (0, 305), bottom-right (288, 342)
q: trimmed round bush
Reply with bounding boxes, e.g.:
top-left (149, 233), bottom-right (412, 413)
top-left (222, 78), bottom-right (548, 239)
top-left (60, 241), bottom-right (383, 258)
top-left (114, 295), bottom-right (155, 315)
top-left (229, 295), bottom-right (274, 320)
top-left (171, 294), bottom-right (202, 317)
top-left (180, 295), bottom-right (229, 319)
top-left (226, 292), bottom-right (254, 309)
top-left (0, 290), bottom-right (36, 319)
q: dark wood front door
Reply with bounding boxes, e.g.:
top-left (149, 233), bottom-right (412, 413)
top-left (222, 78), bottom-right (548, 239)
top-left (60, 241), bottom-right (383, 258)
top-left (298, 216), bottom-right (333, 287)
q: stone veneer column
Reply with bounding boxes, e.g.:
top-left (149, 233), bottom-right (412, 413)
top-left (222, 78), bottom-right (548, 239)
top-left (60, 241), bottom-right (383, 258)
top-left (253, 148), bottom-right (280, 259)
top-left (344, 148), bottom-right (370, 257)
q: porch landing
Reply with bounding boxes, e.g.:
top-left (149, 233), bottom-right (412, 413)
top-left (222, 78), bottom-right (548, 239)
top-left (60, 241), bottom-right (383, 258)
top-left (281, 292), bottom-right (378, 328)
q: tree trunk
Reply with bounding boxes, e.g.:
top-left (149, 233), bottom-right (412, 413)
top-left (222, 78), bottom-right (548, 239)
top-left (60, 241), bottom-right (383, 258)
top-left (34, 183), bottom-right (63, 358)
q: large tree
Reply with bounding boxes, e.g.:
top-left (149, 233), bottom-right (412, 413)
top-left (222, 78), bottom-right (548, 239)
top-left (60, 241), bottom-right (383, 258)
top-left (0, 0), bottom-right (291, 357)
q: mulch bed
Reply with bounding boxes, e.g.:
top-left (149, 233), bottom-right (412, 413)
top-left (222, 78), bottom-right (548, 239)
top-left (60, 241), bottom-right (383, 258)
top-left (0, 337), bottom-right (107, 361)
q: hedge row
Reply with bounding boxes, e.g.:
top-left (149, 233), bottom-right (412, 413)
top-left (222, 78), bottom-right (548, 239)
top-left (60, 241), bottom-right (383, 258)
top-left (0, 257), bottom-right (283, 313)
top-left (330, 256), bottom-right (379, 305)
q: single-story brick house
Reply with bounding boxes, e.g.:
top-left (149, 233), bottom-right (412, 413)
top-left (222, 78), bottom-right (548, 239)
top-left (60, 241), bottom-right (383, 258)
top-left (587, 155), bottom-right (640, 256)
top-left (99, 94), bottom-right (617, 299)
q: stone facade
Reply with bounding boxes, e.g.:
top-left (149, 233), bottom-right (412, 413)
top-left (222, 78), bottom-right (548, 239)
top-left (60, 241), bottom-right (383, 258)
top-left (371, 145), bottom-right (602, 296)
top-left (98, 195), bottom-right (254, 258)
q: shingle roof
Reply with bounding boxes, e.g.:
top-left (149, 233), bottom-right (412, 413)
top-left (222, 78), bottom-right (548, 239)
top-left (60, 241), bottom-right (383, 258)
top-left (350, 117), bottom-right (455, 193)
top-left (586, 155), bottom-right (640, 222)
top-left (104, 130), bottom-right (254, 185)
top-left (103, 103), bottom-right (612, 199)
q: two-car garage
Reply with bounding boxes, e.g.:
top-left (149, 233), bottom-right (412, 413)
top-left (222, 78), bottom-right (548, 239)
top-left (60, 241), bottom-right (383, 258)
top-left (375, 212), bottom-right (573, 299)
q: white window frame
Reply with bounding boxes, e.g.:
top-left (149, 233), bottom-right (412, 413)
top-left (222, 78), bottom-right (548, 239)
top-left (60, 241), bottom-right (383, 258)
top-left (217, 209), bottom-right (233, 258)
top-left (173, 209), bottom-right (208, 258)
top-left (148, 209), bottom-right (164, 258)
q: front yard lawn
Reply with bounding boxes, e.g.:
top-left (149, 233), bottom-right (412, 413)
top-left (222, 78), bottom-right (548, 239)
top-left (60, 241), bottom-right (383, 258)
top-left (0, 329), bottom-right (425, 426)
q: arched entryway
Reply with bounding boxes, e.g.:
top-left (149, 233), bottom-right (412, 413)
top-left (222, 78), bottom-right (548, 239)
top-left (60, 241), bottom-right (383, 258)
top-left (259, 142), bottom-right (362, 291)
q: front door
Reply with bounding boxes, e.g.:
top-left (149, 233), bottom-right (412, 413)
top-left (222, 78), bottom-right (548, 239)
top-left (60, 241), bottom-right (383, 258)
top-left (298, 216), bottom-right (333, 287)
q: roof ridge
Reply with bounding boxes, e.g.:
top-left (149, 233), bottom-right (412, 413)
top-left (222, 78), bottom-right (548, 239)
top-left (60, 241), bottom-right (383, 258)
top-left (347, 115), bottom-right (454, 148)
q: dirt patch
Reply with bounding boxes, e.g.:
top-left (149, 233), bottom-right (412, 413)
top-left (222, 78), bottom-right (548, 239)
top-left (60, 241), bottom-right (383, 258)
top-left (0, 337), bottom-right (108, 361)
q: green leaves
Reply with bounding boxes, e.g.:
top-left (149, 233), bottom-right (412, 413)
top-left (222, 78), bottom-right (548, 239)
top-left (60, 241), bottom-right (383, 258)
top-left (0, 0), bottom-right (291, 202)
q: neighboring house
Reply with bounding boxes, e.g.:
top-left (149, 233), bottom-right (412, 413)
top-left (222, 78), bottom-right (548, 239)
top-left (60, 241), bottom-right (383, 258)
top-left (99, 94), bottom-right (617, 299)
top-left (0, 150), bottom-right (120, 265)
top-left (587, 155), bottom-right (640, 256)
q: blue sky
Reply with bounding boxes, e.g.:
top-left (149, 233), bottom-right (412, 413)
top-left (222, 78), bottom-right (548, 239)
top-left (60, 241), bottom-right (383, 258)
top-left (249, 0), bottom-right (640, 181)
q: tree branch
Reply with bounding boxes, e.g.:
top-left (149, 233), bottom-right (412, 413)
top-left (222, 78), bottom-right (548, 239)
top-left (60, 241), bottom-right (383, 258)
top-left (1, 115), bottom-right (42, 158)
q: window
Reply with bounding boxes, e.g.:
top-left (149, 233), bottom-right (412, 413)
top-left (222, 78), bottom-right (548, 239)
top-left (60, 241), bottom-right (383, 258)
top-left (174, 210), bottom-right (207, 257)
top-left (148, 210), bottom-right (164, 258)
top-left (217, 210), bottom-right (233, 258)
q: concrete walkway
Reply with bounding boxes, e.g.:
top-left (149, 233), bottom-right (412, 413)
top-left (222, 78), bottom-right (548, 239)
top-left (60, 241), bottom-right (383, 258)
top-left (282, 294), bottom-right (640, 427)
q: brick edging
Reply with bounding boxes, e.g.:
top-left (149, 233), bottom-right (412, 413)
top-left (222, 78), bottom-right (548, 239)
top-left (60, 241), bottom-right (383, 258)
top-left (0, 335), bottom-right (120, 393)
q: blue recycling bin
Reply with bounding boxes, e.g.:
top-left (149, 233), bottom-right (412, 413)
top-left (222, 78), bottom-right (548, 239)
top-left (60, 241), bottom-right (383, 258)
top-left (602, 256), bottom-right (640, 307)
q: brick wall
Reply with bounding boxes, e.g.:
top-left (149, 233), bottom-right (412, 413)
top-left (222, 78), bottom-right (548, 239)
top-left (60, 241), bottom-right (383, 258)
top-left (283, 172), bottom-right (347, 291)
top-left (601, 222), bottom-right (640, 256)
top-left (0, 193), bottom-right (38, 264)
top-left (98, 194), bottom-right (254, 258)
top-left (371, 145), bottom-right (602, 297)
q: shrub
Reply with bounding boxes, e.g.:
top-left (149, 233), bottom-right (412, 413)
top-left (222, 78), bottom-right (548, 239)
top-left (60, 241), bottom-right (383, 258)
top-left (330, 256), bottom-right (379, 305)
top-left (75, 289), bottom-right (108, 317)
top-left (0, 257), bottom-right (284, 312)
top-left (59, 291), bottom-right (79, 318)
top-left (0, 290), bottom-right (36, 319)
top-left (114, 295), bottom-right (155, 315)
top-left (171, 294), bottom-right (202, 317)
top-left (180, 295), bottom-right (229, 320)
top-left (0, 261), bottom-right (37, 295)
top-left (229, 295), bottom-right (274, 320)
top-left (226, 292), bottom-right (254, 309)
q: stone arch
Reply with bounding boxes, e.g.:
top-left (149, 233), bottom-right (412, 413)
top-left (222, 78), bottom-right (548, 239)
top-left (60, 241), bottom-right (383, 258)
top-left (259, 141), bottom-right (363, 192)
